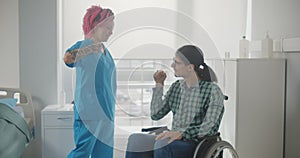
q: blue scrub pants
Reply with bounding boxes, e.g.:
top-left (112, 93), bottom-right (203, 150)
top-left (125, 133), bottom-right (196, 158)
top-left (67, 119), bottom-right (113, 158)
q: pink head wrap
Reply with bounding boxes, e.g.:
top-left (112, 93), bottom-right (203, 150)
top-left (82, 5), bottom-right (114, 38)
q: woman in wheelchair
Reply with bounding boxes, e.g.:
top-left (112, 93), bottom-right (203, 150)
top-left (125, 45), bottom-right (225, 158)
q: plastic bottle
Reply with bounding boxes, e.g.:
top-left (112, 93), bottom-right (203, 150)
top-left (239, 36), bottom-right (250, 58)
top-left (261, 32), bottom-right (273, 58)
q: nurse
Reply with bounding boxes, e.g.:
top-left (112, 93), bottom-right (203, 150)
top-left (63, 5), bottom-right (116, 158)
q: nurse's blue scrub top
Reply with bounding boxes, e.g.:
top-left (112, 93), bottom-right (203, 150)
top-left (65, 39), bottom-right (116, 122)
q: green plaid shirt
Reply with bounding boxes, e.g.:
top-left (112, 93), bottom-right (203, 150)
top-left (151, 79), bottom-right (224, 142)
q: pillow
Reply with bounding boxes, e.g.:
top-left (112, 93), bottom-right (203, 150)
top-left (0, 98), bottom-right (18, 108)
top-left (0, 98), bottom-right (24, 117)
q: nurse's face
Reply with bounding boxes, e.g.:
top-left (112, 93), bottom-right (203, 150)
top-left (92, 20), bottom-right (114, 42)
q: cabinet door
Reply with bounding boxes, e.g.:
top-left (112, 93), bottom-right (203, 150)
top-left (236, 59), bottom-right (285, 158)
top-left (43, 128), bottom-right (74, 158)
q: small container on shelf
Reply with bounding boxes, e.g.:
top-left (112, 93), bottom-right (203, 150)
top-left (261, 32), bottom-right (273, 58)
top-left (239, 36), bottom-right (250, 58)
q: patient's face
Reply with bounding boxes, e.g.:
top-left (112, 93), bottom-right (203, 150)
top-left (171, 55), bottom-right (188, 77)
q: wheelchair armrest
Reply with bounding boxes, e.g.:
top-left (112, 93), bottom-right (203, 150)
top-left (141, 126), bottom-right (169, 135)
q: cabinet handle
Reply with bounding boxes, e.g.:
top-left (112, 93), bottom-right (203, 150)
top-left (57, 117), bottom-right (72, 121)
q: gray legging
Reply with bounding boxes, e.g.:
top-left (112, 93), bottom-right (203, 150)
top-left (126, 133), bottom-right (156, 157)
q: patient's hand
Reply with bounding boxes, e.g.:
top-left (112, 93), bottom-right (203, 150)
top-left (153, 70), bottom-right (167, 85)
top-left (155, 131), bottom-right (182, 144)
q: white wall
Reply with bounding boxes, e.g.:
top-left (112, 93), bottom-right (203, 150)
top-left (61, 0), bottom-right (178, 59)
top-left (252, 0), bottom-right (300, 40)
top-left (0, 0), bottom-right (19, 88)
top-left (61, 0), bottom-right (247, 59)
top-left (185, 0), bottom-right (247, 58)
top-left (19, 0), bottom-right (57, 105)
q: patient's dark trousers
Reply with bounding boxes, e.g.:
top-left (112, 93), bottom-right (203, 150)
top-left (125, 133), bottom-right (196, 158)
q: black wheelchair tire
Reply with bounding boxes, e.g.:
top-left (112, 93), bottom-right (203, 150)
top-left (204, 140), bottom-right (239, 158)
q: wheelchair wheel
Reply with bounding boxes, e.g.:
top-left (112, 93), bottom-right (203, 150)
top-left (204, 141), bottom-right (239, 158)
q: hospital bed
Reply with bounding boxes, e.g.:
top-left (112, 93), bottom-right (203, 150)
top-left (0, 87), bottom-right (35, 158)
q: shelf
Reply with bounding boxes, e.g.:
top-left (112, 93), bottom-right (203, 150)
top-left (117, 81), bottom-right (173, 88)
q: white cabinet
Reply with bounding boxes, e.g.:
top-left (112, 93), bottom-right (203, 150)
top-left (219, 58), bottom-right (285, 158)
top-left (42, 104), bottom-right (74, 158)
top-left (41, 105), bottom-right (142, 158)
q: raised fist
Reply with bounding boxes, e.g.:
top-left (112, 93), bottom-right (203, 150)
top-left (153, 70), bottom-right (167, 84)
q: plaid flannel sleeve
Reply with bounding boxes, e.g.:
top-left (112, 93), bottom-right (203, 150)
top-left (150, 83), bottom-right (176, 120)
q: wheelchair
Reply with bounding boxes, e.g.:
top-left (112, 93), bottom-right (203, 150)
top-left (141, 126), bottom-right (239, 158)
top-left (140, 95), bottom-right (238, 158)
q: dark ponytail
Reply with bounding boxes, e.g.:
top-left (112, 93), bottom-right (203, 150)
top-left (176, 45), bottom-right (218, 82)
top-left (196, 63), bottom-right (217, 82)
